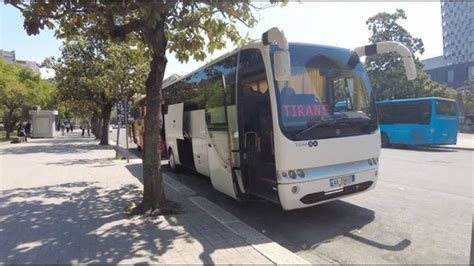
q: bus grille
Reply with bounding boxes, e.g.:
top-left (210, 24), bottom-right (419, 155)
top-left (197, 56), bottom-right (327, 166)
top-left (299, 181), bottom-right (373, 205)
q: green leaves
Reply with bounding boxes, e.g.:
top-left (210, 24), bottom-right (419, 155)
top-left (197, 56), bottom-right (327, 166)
top-left (365, 9), bottom-right (454, 101)
top-left (0, 59), bottom-right (56, 132)
top-left (50, 33), bottom-right (149, 118)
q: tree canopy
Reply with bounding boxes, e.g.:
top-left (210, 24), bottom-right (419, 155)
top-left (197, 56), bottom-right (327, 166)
top-left (0, 59), bottom-right (56, 138)
top-left (365, 9), bottom-right (457, 100)
top-left (46, 33), bottom-right (149, 144)
top-left (7, 0), bottom-right (277, 215)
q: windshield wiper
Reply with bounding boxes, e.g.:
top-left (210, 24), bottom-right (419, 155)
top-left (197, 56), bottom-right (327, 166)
top-left (294, 118), bottom-right (340, 138)
top-left (293, 117), bottom-right (372, 138)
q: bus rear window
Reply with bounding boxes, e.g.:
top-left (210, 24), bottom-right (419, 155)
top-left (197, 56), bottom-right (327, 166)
top-left (435, 100), bottom-right (457, 116)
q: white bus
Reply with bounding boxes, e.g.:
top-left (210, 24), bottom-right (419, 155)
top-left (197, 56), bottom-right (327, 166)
top-left (152, 28), bottom-right (417, 210)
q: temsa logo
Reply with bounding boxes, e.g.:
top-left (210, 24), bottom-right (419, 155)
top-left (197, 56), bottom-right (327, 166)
top-left (308, 140), bottom-right (318, 147)
top-left (295, 140), bottom-right (318, 147)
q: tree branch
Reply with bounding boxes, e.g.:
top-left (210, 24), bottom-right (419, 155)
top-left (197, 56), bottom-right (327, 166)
top-left (105, 12), bottom-right (144, 38)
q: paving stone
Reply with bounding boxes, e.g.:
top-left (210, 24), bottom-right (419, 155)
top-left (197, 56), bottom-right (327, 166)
top-left (0, 134), bottom-right (281, 264)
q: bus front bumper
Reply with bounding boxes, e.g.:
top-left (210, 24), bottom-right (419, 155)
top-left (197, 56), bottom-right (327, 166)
top-left (277, 169), bottom-right (378, 210)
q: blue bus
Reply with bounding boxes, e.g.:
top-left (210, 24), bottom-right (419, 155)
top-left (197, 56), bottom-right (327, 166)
top-left (375, 97), bottom-right (458, 147)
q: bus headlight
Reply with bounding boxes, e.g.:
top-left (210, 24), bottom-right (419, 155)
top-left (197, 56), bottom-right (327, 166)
top-left (296, 169), bottom-right (305, 178)
top-left (281, 171), bottom-right (288, 178)
top-left (288, 170), bottom-right (297, 179)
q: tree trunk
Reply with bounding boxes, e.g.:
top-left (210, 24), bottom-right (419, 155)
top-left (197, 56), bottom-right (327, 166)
top-left (90, 115), bottom-right (96, 136)
top-left (141, 21), bottom-right (168, 211)
top-left (4, 109), bottom-right (14, 139)
top-left (95, 116), bottom-right (103, 140)
top-left (99, 103), bottom-right (113, 145)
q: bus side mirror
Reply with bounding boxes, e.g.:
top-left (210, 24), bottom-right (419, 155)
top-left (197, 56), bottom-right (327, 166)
top-left (354, 41), bottom-right (417, 80)
top-left (274, 50), bottom-right (291, 81)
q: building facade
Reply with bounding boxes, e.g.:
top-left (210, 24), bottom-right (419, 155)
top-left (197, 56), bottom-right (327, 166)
top-left (423, 1), bottom-right (474, 92)
top-left (0, 49), bottom-right (41, 75)
top-left (441, 0), bottom-right (474, 65)
top-left (424, 57), bottom-right (474, 90)
top-left (0, 50), bottom-right (16, 63)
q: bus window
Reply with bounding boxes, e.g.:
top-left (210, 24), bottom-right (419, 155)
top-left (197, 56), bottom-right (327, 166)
top-left (377, 101), bottom-right (431, 125)
top-left (436, 99), bottom-right (457, 116)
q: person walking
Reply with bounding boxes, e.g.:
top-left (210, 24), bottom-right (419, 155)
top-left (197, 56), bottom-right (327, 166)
top-left (81, 121), bottom-right (91, 137)
top-left (25, 121), bottom-right (32, 137)
top-left (85, 121), bottom-right (91, 137)
top-left (17, 123), bottom-right (27, 142)
top-left (60, 121), bottom-right (66, 136)
top-left (66, 122), bottom-right (71, 133)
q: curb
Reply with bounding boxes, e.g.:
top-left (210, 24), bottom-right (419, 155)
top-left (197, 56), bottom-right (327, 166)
top-left (432, 145), bottom-right (474, 151)
top-left (164, 175), bottom-right (311, 265)
top-left (111, 139), bottom-right (312, 265)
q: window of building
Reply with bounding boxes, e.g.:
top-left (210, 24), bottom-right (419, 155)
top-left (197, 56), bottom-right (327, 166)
top-left (447, 70), bottom-right (454, 82)
top-left (469, 66), bottom-right (474, 82)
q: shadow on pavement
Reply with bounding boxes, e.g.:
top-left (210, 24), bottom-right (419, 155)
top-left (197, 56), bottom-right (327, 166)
top-left (124, 162), bottom-right (274, 264)
top-left (162, 168), bottom-right (411, 255)
top-left (0, 182), bottom-right (179, 263)
top-left (0, 137), bottom-right (109, 155)
top-left (0, 180), bottom-right (245, 264)
top-left (45, 158), bottom-right (116, 167)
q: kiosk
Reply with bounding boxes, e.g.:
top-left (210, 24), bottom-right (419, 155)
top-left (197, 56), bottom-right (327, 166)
top-left (29, 110), bottom-right (58, 138)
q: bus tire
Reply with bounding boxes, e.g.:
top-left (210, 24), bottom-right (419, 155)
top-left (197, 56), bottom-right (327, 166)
top-left (381, 132), bottom-right (391, 147)
top-left (168, 149), bottom-right (180, 172)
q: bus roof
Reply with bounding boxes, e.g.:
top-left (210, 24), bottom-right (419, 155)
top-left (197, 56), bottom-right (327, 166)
top-left (376, 97), bottom-right (455, 105)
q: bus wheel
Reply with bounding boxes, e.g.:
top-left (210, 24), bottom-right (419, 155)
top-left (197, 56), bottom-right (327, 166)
top-left (381, 133), bottom-right (391, 147)
top-left (168, 149), bottom-right (180, 172)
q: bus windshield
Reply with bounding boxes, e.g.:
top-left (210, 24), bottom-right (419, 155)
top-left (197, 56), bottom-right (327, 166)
top-left (274, 45), bottom-right (377, 141)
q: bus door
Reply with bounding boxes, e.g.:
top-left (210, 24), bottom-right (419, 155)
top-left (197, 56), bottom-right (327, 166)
top-left (237, 49), bottom-right (278, 202)
top-left (205, 55), bottom-right (239, 199)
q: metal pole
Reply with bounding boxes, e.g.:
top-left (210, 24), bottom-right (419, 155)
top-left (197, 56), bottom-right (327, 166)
top-left (124, 99), bottom-right (130, 163)
top-left (115, 102), bottom-right (121, 159)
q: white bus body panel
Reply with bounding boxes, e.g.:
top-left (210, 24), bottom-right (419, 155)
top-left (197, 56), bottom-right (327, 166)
top-left (273, 131), bottom-right (381, 173)
top-left (206, 129), bottom-right (237, 199)
top-left (165, 103), bottom-right (184, 140)
top-left (278, 168), bottom-right (378, 210)
top-left (187, 110), bottom-right (210, 177)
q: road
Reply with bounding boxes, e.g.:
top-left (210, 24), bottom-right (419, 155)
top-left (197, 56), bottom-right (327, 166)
top-left (111, 128), bottom-right (472, 264)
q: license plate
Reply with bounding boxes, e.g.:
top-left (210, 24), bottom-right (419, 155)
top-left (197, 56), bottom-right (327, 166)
top-left (329, 175), bottom-right (355, 188)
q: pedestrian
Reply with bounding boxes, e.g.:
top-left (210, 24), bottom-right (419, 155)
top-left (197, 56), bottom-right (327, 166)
top-left (17, 123), bottom-right (27, 142)
top-left (25, 121), bottom-right (32, 137)
top-left (81, 121), bottom-right (90, 137)
top-left (66, 122), bottom-right (71, 133)
top-left (60, 121), bottom-right (66, 136)
top-left (80, 122), bottom-right (85, 136)
top-left (71, 122), bottom-right (74, 132)
top-left (85, 121), bottom-right (91, 137)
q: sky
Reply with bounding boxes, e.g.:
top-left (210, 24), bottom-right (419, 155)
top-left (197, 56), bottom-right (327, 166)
top-left (0, 2), bottom-right (443, 79)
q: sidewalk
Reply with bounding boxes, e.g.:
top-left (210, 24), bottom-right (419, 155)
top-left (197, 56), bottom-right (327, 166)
top-left (442, 133), bottom-right (473, 151)
top-left (0, 133), bottom-right (307, 264)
